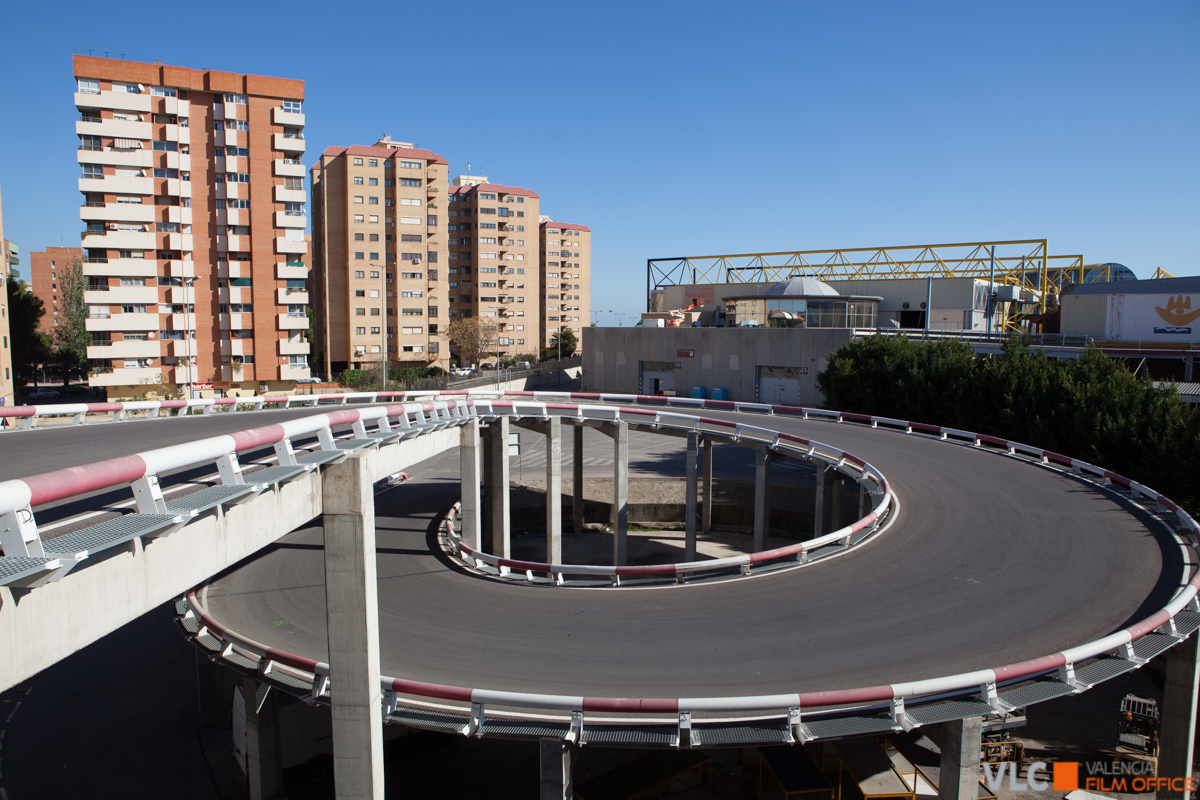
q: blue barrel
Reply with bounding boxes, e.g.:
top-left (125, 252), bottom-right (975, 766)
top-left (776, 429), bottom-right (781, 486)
top-left (690, 386), bottom-right (706, 399)
top-left (712, 387), bottom-right (728, 401)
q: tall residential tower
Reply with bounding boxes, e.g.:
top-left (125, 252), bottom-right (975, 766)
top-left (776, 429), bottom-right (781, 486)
top-left (538, 220), bottom-right (590, 352)
top-left (73, 55), bottom-right (310, 399)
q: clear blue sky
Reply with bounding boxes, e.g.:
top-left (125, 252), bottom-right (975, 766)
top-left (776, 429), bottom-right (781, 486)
top-left (1, 1), bottom-right (1196, 319)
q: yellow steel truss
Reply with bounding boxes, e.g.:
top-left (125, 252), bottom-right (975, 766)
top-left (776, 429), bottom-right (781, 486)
top-left (647, 240), bottom-right (1093, 323)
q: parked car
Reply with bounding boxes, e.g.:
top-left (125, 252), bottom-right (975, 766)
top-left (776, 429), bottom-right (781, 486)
top-left (295, 377), bottom-right (323, 384)
top-left (26, 388), bottom-right (60, 400)
top-left (515, 361), bottom-right (533, 370)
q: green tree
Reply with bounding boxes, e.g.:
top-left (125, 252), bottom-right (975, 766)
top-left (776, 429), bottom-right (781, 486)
top-left (6, 277), bottom-right (48, 384)
top-left (548, 327), bottom-right (577, 359)
top-left (51, 258), bottom-right (89, 387)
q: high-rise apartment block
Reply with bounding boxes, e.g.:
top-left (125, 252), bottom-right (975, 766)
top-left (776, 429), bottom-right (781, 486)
top-left (538, 220), bottom-right (591, 351)
top-left (447, 177), bottom-right (541, 362)
top-left (310, 139), bottom-right (450, 378)
top-left (0, 182), bottom-right (14, 406)
top-left (30, 247), bottom-right (84, 334)
top-left (72, 55), bottom-right (310, 400)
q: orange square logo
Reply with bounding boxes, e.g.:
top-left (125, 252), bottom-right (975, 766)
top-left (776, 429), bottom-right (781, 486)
top-left (1053, 762), bottom-right (1079, 791)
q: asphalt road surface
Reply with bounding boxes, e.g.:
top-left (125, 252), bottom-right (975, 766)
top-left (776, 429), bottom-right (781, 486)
top-left (187, 410), bottom-right (1180, 699)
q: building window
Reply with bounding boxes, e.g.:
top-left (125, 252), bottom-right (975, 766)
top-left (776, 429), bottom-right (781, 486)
top-left (354, 176), bottom-right (364, 185)
top-left (354, 215), bottom-right (364, 222)
top-left (355, 270), bottom-right (365, 278)
top-left (283, 99), bottom-right (302, 113)
top-left (356, 308), bottom-right (366, 316)
top-left (355, 252), bottom-right (365, 260)
top-left (354, 196), bottom-right (364, 204)
top-left (369, 178), bottom-right (378, 186)
top-left (400, 178), bottom-right (421, 187)
top-left (355, 233), bottom-right (365, 241)
top-left (78, 78), bottom-right (100, 94)
top-left (355, 290), bottom-right (365, 297)
top-left (353, 158), bottom-right (363, 165)
top-left (399, 160), bottom-right (421, 169)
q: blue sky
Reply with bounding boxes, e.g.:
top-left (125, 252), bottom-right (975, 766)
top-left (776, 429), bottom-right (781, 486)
top-left (1, 1), bottom-right (1196, 319)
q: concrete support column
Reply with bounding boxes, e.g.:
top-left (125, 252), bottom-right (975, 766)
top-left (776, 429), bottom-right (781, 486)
top-left (1159, 633), bottom-right (1199, 800)
top-left (490, 417), bottom-right (511, 559)
top-left (545, 416), bottom-right (563, 564)
top-left (685, 431), bottom-right (699, 562)
top-left (243, 678), bottom-right (283, 800)
top-left (813, 466), bottom-right (827, 537)
top-left (322, 453), bottom-right (385, 799)
top-left (831, 476), bottom-right (843, 530)
top-left (753, 444), bottom-right (771, 552)
top-left (460, 418), bottom-right (482, 550)
top-left (701, 436), bottom-right (713, 533)
top-left (539, 739), bottom-right (580, 800)
top-left (573, 422), bottom-right (585, 534)
top-left (613, 421), bottom-right (629, 566)
top-left (481, 424), bottom-right (494, 549)
top-left (936, 716), bottom-right (982, 800)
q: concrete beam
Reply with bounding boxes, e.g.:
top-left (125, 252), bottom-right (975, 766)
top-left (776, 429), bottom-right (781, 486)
top-left (546, 416), bottom-right (563, 564)
top-left (937, 716), bottom-right (982, 800)
top-left (490, 417), bottom-right (511, 559)
top-left (685, 431), bottom-right (699, 562)
top-left (460, 417), bottom-right (482, 551)
top-left (539, 739), bottom-right (579, 800)
top-left (243, 678), bottom-right (283, 800)
top-left (573, 422), bottom-right (584, 535)
top-left (1159, 633), bottom-right (1199, 800)
top-left (322, 453), bottom-right (385, 798)
top-left (753, 444), bottom-right (771, 552)
top-left (701, 435), bottom-right (713, 533)
top-left (613, 421), bottom-right (629, 566)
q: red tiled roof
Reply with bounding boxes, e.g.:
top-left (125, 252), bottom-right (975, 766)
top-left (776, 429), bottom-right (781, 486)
top-left (317, 144), bottom-right (449, 165)
top-left (448, 182), bottom-right (540, 199)
top-left (540, 221), bottom-right (591, 233)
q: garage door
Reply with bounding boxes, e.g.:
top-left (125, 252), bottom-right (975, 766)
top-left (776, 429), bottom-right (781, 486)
top-left (641, 361), bottom-right (676, 396)
top-left (758, 366), bottom-right (800, 406)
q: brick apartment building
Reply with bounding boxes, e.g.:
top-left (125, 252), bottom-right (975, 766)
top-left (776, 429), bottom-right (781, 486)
top-left (72, 54), bottom-right (310, 400)
top-left (538, 220), bottom-right (590, 352)
top-left (447, 176), bottom-right (541, 364)
top-left (309, 138), bottom-right (450, 379)
top-left (29, 247), bottom-right (84, 335)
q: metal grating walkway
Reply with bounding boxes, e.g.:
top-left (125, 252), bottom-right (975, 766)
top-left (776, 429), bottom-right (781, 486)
top-left (386, 708), bottom-right (469, 734)
top-left (43, 514), bottom-right (179, 556)
top-left (165, 485), bottom-right (255, 515)
top-left (905, 700), bottom-right (996, 727)
top-left (997, 679), bottom-right (1074, 708)
top-left (0, 557), bottom-right (58, 586)
top-left (802, 713), bottom-right (896, 740)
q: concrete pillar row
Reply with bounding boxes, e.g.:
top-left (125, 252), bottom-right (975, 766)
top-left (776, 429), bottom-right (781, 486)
top-left (545, 416), bottom-right (563, 564)
top-left (460, 418), bottom-right (482, 551)
top-left (1159, 633), bottom-right (1199, 800)
top-left (701, 435), bottom-right (714, 533)
top-left (490, 417), bottom-right (511, 559)
top-left (243, 677), bottom-right (283, 800)
top-left (685, 431), bottom-right (699, 562)
top-left (937, 716), bottom-right (982, 800)
top-left (539, 739), bottom-right (580, 800)
top-left (573, 422), bottom-right (585, 535)
top-left (753, 444), bottom-right (772, 552)
top-left (322, 453), bottom-right (386, 799)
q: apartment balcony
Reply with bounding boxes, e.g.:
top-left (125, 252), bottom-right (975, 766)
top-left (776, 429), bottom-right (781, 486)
top-left (160, 124), bottom-right (179, 143)
top-left (273, 186), bottom-right (307, 203)
top-left (165, 261), bottom-right (196, 278)
top-left (221, 130), bottom-right (241, 147)
top-left (171, 365), bottom-right (201, 385)
top-left (278, 313), bottom-right (308, 331)
top-left (82, 229), bottom-right (155, 250)
top-left (80, 203), bottom-right (155, 223)
top-left (218, 313), bottom-right (251, 331)
top-left (279, 338), bottom-right (310, 355)
top-left (224, 155), bottom-right (245, 173)
top-left (272, 107), bottom-right (305, 126)
top-left (275, 238), bottom-right (308, 255)
top-left (166, 206), bottom-right (192, 225)
top-left (216, 208), bottom-right (247, 227)
top-left (89, 367), bottom-right (162, 388)
top-left (87, 340), bottom-right (160, 360)
top-left (166, 286), bottom-right (195, 304)
top-left (280, 364), bottom-right (311, 381)
top-left (426, 168), bottom-right (439, 179)
top-left (274, 159), bottom-right (306, 177)
top-left (272, 133), bottom-right (306, 154)
top-left (166, 339), bottom-right (193, 358)
top-left (275, 211), bottom-right (306, 229)
top-left (83, 258), bottom-right (158, 278)
top-left (75, 90), bottom-right (151, 113)
top-left (79, 175), bottom-right (153, 196)
top-left (76, 118), bottom-right (152, 141)
top-left (166, 233), bottom-right (193, 252)
top-left (76, 147), bottom-right (153, 169)
top-left (86, 313), bottom-right (159, 332)
top-left (276, 261), bottom-right (308, 279)
top-left (163, 178), bottom-right (190, 198)
top-left (84, 285), bottom-right (157, 305)
top-left (218, 235), bottom-right (249, 253)
top-left (278, 288), bottom-right (309, 304)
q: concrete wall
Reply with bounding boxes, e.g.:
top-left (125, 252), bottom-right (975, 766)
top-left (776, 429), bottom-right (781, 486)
top-left (582, 327), bottom-right (851, 405)
top-left (0, 426), bottom-right (462, 692)
top-left (1059, 293), bottom-right (1108, 338)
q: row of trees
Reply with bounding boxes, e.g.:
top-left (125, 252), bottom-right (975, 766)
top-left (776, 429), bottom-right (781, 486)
top-left (439, 318), bottom-right (577, 368)
top-left (6, 258), bottom-right (91, 388)
top-left (817, 334), bottom-right (1200, 514)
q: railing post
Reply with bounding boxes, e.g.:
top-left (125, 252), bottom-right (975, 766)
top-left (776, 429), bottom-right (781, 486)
top-left (321, 452), bottom-right (385, 798)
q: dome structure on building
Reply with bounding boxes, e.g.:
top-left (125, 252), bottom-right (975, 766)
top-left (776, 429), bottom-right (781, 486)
top-left (764, 277), bottom-right (839, 297)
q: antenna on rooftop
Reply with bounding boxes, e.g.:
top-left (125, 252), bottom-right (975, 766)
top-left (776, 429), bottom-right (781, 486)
top-left (86, 49), bottom-right (94, 56)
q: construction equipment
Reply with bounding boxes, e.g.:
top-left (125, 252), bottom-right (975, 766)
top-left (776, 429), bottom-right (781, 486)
top-left (1115, 694), bottom-right (1160, 776)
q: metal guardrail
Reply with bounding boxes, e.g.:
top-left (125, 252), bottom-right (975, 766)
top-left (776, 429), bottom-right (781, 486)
top-left (0, 390), bottom-right (1194, 744)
